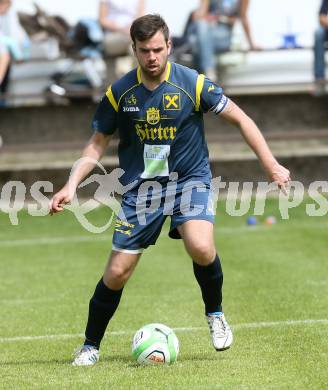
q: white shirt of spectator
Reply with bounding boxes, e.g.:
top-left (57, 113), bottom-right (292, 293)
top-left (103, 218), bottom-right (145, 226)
top-left (100, 0), bottom-right (141, 29)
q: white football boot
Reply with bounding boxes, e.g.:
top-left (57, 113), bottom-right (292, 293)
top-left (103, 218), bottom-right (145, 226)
top-left (206, 313), bottom-right (233, 351)
top-left (72, 345), bottom-right (100, 366)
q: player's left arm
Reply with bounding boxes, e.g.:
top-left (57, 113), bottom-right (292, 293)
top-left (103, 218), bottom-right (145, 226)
top-left (219, 99), bottom-right (291, 192)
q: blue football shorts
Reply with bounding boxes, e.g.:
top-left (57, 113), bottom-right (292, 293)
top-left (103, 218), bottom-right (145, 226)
top-left (112, 182), bottom-right (215, 253)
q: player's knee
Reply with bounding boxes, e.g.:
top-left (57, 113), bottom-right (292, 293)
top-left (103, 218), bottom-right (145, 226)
top-left (188, 242), bottom-right (215, 265)
top-left (106, 263), bottom-right (131, 285)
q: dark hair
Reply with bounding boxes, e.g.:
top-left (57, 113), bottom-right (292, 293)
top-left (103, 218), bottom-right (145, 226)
top-left (130, 14), bottom-right (170, 44)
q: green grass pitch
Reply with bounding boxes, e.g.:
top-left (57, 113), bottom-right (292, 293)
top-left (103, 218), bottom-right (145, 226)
top-left (0, 199), bottom-right (327, 389)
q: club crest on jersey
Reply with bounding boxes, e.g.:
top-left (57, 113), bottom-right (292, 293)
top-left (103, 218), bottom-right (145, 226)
top-left (146, 107), bottom-right (160, 125)
top-left (163, 93), bottom-right (181, 110)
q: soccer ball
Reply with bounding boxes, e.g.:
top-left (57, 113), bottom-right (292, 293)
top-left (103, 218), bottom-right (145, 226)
top-left (132, 323), bottom-right (179, 365)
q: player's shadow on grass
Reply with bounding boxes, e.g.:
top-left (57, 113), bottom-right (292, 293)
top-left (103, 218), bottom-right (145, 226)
top-left (101, 352), bottom-right (228, 367)
top-left (101, 354), bottom-right (138, 366)
top-left (2, 355), bottom-right (141, 367)
top-left (3, 352), bottom-right (229, 367)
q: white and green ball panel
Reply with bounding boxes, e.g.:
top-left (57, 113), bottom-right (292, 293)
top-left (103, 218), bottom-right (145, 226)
top-left (132, 323), bottom-right (179, 364)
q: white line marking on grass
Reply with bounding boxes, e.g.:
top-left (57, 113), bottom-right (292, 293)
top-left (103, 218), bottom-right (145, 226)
top-left (1, 319), bottom-right (327, 343)
top-left (1, 220), bottom-right (328, 247)
top-left (306, 280), bottom-right (328, 286)
top-left (0, 235), bottom-right (110, 247)
top-left (174, 319), bottom-right (328, 332)
top-left (0, 333), bottom-right (85, 342)
top-left (213, 222), bottom-right (328, 234)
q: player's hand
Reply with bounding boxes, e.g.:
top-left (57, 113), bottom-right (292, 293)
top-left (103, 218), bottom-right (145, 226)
top-left (267, 163), bottom-right (291, 195)
top-left (49, 185), bottom-right (74, 215)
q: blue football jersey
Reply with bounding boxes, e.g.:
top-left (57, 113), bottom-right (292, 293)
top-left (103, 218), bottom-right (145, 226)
top-left (92, 62), bottom-right (228, 188)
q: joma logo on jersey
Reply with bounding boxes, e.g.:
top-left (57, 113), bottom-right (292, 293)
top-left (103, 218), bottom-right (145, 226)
top-left (163, 93), bottom-right (181, 110)
top-left (135, 124), bottom-right (177, 142)
top-left (123, 106), bottom-right (140, 112)
top-left (123, 93), bottom-right (139, 111)
top-left (146, 107), bottom-right (160, 125)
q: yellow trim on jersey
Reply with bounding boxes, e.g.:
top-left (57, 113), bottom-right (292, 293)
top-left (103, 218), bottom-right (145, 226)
top-left (137, 67), bottom-right (142, 83)
top-left (106, 86), bottom-right (118, 112)
top-left (165, 61), bottom-right (171, 81)
top-left (137, 61), bottom-right (171, 84)
top-left (195, 74), bottom-right (205, 112)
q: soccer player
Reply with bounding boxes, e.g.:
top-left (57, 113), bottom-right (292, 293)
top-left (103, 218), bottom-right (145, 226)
top-left (49, 14), bottom-right (291, 366)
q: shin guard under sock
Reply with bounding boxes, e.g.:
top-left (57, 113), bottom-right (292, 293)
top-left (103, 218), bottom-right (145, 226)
top-left (193, 254), bottom-right (223, 314)
top-left (84, 278), bottom-right (123, 349)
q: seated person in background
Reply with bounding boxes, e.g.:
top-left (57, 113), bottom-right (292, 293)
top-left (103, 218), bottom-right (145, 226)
top-left (98, 0), bottom-right (145, 57)
top-left (0, 41), bottom-right (10, 93)
top-left (314, 0), bottom-right (328, 95)
top-left (0, 0), bottom-right (12, 92)
top-left (189, 0), bottom-right (259, 81)
top-left (0, 0), bottom-right (28, 94)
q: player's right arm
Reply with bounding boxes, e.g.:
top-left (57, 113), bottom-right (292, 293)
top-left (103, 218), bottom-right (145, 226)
top-left (49, 132), bottom-right (111, 214)
top-left (50, 83), bottom-right (118, 214)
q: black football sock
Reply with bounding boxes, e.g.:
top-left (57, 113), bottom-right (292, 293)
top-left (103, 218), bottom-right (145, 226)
top-left (84, 278), bottom-right (123, 349)
top-left (193, 254), bottom-right (223, 315)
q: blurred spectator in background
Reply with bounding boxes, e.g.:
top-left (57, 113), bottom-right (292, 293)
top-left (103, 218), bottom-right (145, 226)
top-left (0, 39), bottom-right (10, 93)
top-left (189, 0), bottom-right (259, 81)
top-left (0, 0), bottom-right (13, 93)
top-left (0, 0), bottom-right (28, 95)
top-left (99, 0), bottom-right (145, 57)
top-left (98, 0), bottom-right (145, 79)
top-left (314, 0), bottom-right (328, 95)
